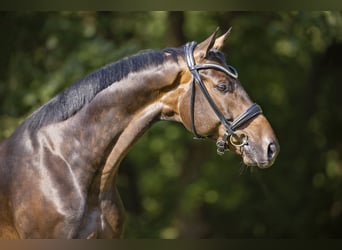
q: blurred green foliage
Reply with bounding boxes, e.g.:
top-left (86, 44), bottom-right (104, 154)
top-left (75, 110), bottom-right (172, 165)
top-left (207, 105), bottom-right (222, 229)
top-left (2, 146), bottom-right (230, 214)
top-left (1, 11), bottom-right (342, 238)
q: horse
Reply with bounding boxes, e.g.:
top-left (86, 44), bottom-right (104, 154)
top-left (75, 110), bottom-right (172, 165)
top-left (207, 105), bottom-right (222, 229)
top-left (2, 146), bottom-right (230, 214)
top-left (0, 28), bottom-right (279, 238)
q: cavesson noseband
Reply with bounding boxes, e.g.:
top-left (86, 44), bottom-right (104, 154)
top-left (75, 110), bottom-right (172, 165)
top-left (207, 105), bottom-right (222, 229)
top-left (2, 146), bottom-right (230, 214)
top-left (184, 41), bottom-right (262, 155)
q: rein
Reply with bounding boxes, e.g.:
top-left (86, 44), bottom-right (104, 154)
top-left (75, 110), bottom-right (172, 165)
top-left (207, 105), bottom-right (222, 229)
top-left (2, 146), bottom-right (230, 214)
top-left (184, 41), bottom-right (263, 155)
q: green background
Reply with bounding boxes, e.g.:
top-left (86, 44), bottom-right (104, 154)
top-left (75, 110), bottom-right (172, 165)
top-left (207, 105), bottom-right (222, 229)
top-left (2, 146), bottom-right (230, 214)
top-left (1, 11), bottom-right (341, 238)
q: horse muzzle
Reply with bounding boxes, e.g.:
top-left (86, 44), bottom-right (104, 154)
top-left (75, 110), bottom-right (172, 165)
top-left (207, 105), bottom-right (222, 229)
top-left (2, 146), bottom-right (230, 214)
top-left (240, 136), bottom-right (279, 168)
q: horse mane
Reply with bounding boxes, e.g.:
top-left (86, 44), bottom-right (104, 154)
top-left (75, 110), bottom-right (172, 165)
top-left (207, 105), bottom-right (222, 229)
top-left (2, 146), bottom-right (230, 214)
top-left (24, 47), bottom-right (183, 131)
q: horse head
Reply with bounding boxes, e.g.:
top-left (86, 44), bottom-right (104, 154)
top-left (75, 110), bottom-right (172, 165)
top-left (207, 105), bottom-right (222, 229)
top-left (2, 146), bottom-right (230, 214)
top-left (164, 28), bottom-right (279, 168)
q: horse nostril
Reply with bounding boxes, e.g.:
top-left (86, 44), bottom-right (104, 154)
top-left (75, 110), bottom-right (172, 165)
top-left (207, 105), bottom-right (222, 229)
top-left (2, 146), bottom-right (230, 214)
top-left (267, 142), bottom-right (277, 161)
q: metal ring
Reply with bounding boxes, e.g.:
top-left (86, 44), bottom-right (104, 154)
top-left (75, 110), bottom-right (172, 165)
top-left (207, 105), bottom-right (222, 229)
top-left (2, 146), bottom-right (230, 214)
top-left (229, 133), bottom-right (248, 147)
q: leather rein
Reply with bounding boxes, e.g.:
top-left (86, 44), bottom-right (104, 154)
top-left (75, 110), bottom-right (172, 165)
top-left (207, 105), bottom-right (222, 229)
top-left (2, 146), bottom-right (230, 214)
top-left (184, 41), bottom-right (263, 155)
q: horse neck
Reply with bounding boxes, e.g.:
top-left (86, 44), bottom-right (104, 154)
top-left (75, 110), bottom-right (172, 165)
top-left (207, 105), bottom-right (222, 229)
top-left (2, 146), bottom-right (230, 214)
top-left (48, 58), bottom-right (183, 191)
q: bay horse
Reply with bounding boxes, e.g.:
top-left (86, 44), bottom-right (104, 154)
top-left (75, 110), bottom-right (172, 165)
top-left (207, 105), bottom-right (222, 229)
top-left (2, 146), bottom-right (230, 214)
top-left (0, 28), bottom-right (279, 238)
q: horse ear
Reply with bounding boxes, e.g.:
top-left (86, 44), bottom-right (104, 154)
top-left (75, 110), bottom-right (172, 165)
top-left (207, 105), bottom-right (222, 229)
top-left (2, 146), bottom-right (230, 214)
top-left (213, 27), bottom-right (232, 50)
top-left (194, 27), bottom-right (220, 59)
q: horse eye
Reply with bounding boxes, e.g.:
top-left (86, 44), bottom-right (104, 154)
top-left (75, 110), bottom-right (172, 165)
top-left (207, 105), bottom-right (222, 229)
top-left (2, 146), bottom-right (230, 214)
top-left (216, 82), bottom-right (232, 93)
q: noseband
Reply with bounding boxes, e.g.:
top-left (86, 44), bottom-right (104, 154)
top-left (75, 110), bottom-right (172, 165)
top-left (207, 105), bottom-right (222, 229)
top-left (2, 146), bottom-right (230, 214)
top-left (184, 41), bottom-right (263, 155)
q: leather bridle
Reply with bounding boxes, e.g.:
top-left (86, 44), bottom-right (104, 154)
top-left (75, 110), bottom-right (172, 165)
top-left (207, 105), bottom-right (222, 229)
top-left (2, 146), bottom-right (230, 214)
top-left (184, 41), bottom-right (263, 155)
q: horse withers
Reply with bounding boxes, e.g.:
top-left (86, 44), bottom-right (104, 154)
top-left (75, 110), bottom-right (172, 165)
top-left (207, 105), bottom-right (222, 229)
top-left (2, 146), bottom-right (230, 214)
top-left (0, 29), bottom-right (279, 238)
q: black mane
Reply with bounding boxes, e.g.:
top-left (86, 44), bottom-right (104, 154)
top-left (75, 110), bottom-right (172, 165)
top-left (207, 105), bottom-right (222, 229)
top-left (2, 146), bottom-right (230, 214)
top-left (24, 47), bottom-right (182, 130)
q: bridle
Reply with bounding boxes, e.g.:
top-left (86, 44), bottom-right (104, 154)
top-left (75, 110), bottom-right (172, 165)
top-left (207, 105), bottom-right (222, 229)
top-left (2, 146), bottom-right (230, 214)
top-left (184, 41), bottom-right (263, 155)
